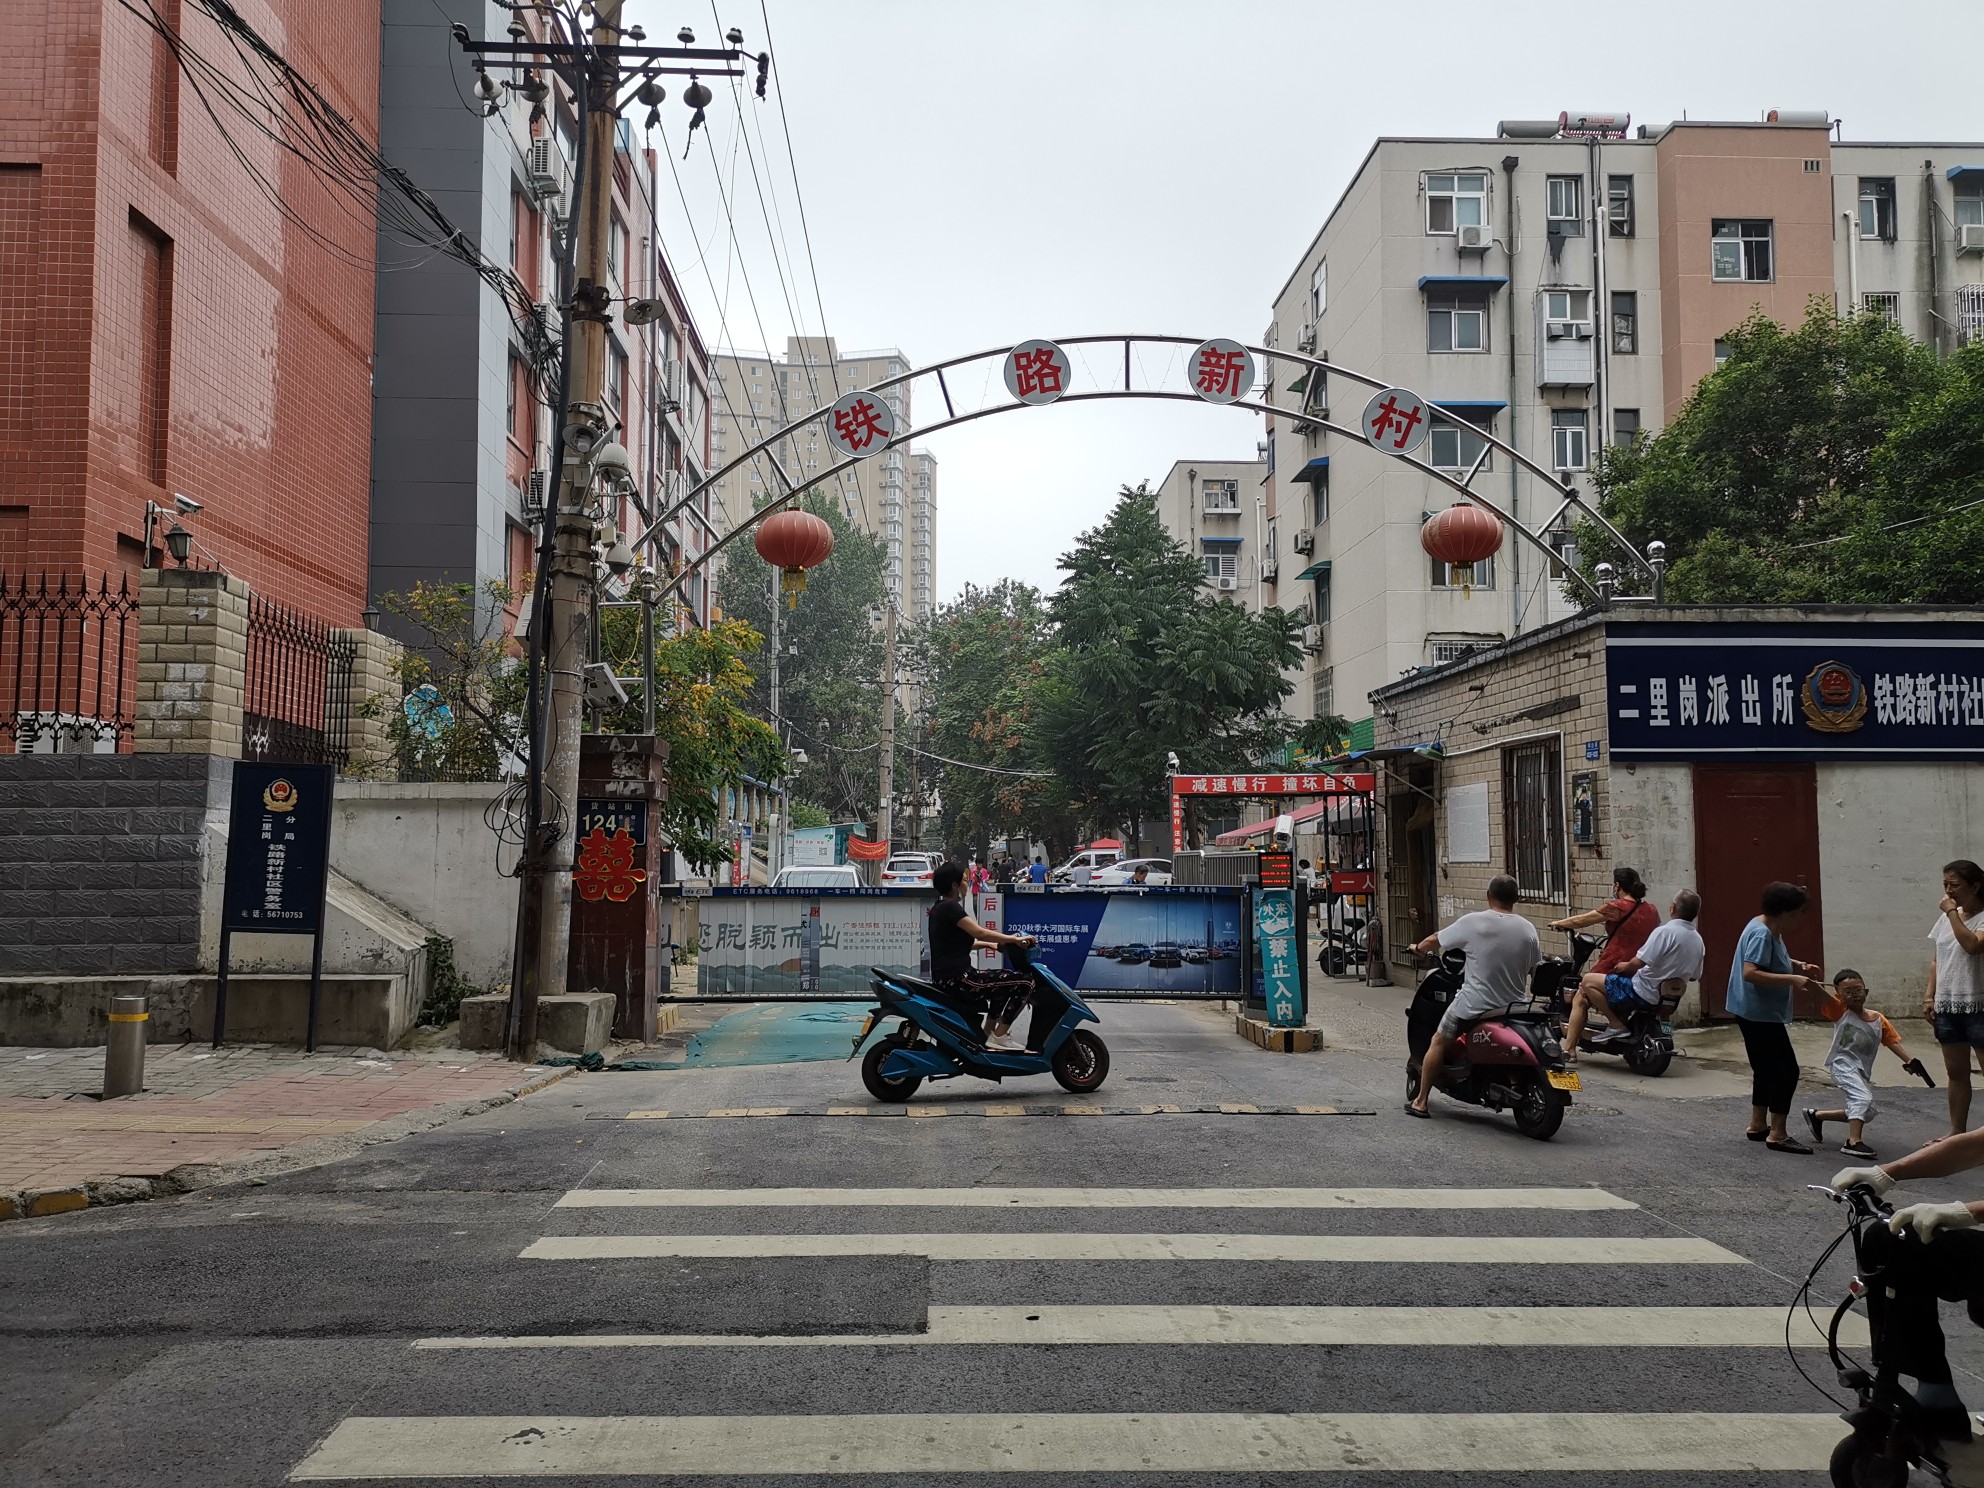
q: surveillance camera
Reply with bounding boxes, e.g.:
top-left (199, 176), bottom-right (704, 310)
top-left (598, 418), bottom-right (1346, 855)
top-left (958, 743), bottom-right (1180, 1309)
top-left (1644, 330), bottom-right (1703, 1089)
top-left (603, 537), bottom-right (636, 576)
top-left (173, 493), bottom-right (203, 515)
top-left (592, 441), bottom-right (630, 478)
top-left (622, 298), bottom-right (662, 327)
top-left (1165, 750), bottom-right (1181, 773)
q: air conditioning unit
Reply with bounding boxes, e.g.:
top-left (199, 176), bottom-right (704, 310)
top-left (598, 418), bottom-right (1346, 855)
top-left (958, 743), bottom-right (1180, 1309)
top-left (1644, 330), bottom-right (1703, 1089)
top-left (522, 469), bottom-right (548, 520)
top-left (526, 138), bottom-right (568, 204)
top-left (1959, 223), bottom-right (1984, 254)
top-left (1260, 559), bottom-right (1278, 582)
top-left (1297, 322), bottom-right (1318, 352)
top-left (1292, 528), bottom-right (1316, 555)
top-left (1215, 575), bottom-right (1239, 592)
top-left (1545, 320), bottom-right (1573, 340)
top-left (1571, 322), bottom-right (1595, 340)
top-left (1301, 624), bottom-right (1326, 652)
top-left (1457, 223), bottom-right (1492, 253)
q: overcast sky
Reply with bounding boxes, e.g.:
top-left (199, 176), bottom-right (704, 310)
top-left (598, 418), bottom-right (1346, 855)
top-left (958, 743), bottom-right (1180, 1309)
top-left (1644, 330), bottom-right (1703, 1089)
top-left (628, 0), bottom-right (1981, 603)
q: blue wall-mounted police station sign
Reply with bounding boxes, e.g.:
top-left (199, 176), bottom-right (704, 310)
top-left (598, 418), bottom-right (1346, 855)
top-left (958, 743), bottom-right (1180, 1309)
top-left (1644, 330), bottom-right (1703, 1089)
top-left (1606, 621), bottom-right (1984, 762)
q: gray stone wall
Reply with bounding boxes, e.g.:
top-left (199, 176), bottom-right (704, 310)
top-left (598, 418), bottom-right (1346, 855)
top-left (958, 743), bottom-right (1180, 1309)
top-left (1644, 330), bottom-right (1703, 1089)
top-left (0, 755), bottom-right (228, 975)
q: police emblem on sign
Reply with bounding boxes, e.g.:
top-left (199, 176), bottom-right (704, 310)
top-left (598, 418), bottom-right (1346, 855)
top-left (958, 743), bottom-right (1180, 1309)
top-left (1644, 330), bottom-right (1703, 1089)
top-left (262, 778), bottom-right (298, 812)
top-left (1801, 660), bottom-right (1868, 734)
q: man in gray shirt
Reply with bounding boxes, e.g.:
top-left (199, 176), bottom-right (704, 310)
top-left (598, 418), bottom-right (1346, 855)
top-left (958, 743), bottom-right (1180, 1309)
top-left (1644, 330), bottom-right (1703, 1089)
top-left (1406, 875), bottom-right (1542, 1117)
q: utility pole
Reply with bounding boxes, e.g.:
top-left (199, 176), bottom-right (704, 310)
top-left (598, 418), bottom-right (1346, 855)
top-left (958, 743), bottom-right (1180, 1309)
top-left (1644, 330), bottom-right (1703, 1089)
top-left (455, 13), bottom-right (764, 1060)
top-left (876, 603), bottom-right (898, 851)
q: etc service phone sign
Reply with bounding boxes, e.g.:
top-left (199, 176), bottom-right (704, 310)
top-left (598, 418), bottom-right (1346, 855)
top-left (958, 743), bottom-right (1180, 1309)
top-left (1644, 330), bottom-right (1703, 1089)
top-left (221, 762), bottom-right (334, 932)
top-left (1606, 621), bottom-right (1984, 762)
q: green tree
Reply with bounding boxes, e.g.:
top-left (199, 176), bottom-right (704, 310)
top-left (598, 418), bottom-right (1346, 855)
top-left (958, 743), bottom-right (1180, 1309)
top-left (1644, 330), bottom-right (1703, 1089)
top-left (362, 580), bottom-right (527, 782)
top-left (716, 490), bottom-right (890, 822)
top-left (916, 580), bottom-right (1063, 857)
top-left (595, 613), bottom-right (788, 870)
top-left (1576, 302), bottom-right (1982, 603)
top-left (1033, 484), bottom-right (1303, 847)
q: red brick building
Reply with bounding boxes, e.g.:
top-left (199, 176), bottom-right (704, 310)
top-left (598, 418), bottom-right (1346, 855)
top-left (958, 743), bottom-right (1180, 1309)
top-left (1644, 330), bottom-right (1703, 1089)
top-left (1, 0), bottom-right (379, 624)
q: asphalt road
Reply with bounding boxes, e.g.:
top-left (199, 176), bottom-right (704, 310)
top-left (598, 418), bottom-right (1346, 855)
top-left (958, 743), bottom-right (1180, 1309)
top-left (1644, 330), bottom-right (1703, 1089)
top-left (5, 991), bottom-right (1983, 1487)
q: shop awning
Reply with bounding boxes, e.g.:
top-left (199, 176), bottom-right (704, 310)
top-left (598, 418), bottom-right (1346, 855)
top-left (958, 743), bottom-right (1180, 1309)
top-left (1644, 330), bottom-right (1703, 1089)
top-left (1324, 741), bottom-right (1446, 766)
top-left (1290, 456), bottom-right (1330, 486)
top-left (1294, 559), bottom-right (1332, 581)
top-left (1200, 534), bottom-right (1243, 546)
top-left (1418, 275), bottom-right (1509, 292)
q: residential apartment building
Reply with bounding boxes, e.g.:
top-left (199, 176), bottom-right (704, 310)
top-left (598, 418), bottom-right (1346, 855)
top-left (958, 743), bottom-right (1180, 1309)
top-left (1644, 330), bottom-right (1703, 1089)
top-left (709, 337), bottom-right (938, 620)
top-left (2, 1), bottom-right (380, 622)
top-left (1154, 458), bottom-right (1272, 610)
top-left (373, 0), bottom-right (715, 630)
top-left (1260, 111), bottom-right (1984, 748)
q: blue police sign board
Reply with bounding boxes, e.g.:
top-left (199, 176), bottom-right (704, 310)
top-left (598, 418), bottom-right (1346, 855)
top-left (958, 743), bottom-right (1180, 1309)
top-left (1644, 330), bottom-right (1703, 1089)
top-left (217, 762), bottom-right (335, 1049)
top-left (1606, 621), bottom-right (1984, 763)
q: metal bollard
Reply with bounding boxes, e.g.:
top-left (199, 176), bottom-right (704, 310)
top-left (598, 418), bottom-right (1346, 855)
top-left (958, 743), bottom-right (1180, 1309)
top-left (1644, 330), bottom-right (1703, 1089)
top-left (103, 995), bottom-right (148, 1099)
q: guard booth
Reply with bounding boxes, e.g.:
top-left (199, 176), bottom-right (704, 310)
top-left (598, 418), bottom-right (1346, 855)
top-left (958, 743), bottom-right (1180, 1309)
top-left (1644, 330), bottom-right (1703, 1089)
top-left (1171, 770), bottom-right (1379, 985)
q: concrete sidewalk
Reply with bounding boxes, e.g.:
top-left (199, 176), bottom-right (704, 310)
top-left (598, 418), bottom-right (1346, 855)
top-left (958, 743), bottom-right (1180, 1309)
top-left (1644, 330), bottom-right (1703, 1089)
top-left (1674, 1016), bottom-right (1951, 1089)
top-left (0, 1042), bottom-right (567, 1219)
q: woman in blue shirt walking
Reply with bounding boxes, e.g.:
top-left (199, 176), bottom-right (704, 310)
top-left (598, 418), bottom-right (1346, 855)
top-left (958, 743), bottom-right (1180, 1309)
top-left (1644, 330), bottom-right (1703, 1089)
top-left (1727, 881), bottom-right (1825, 1152)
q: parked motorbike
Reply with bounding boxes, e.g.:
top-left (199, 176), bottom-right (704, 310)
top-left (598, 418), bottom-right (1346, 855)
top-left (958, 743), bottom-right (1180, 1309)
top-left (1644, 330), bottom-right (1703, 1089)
top-left (1317, 914), bottom-right (1368, 978)
top-left (1534, 931), bottom-right (1682, 1077)
top-left (851, 944), bottom-right (1109, 1104)
top-left (1803, 1182), bottom-right (1974, 1487)
top-left (1405, 948), bottom-right (1578, 1140)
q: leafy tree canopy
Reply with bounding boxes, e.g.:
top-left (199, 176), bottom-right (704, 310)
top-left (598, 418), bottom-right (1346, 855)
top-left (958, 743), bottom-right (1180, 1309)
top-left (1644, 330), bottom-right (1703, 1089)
top-left (1578, 303), bottom-right (1984, 604)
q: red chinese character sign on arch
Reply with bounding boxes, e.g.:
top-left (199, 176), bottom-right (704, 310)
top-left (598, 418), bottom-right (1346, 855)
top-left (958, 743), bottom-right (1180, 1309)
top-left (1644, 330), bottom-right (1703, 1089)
top-left (826, 389), bottom-right (897, 460)
top-left (1003, 339), bottom-right (1071, 406)
top-left (1361, 387), bottom-right (1430, 456)
top-left (1189, 338), bottom-right (1255, 404)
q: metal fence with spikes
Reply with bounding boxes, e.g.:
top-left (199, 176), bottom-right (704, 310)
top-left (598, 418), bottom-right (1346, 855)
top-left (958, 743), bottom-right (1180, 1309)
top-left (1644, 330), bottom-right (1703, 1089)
top-left (243, 591), bottom-right (357, 769)
top-left (0, 572), bottom-right (141, 754)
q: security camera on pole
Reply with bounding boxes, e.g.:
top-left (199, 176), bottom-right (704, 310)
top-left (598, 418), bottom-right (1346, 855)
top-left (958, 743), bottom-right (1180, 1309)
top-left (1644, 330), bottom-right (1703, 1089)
top-left (452, 10), bottom-right (765, 1059)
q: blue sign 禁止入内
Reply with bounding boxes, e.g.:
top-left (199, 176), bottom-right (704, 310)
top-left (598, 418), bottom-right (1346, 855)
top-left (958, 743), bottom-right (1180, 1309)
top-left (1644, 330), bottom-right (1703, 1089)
top-left (1606, 621), bottom-right (1984, 762)
top-left (221, 762), bottom-right (334, 933)
top-left (1253, 886), bottom-right (1303, 1027)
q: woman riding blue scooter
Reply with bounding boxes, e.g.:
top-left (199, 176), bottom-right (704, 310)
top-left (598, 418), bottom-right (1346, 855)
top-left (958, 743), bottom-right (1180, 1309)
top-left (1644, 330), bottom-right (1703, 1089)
top-left (927, 860), bottom-right (1039, 1050)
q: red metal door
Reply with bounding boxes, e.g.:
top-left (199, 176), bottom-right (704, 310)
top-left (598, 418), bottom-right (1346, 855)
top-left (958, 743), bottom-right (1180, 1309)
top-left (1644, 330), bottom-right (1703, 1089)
top-left (1692, 764), bottom-right (1825, 1019)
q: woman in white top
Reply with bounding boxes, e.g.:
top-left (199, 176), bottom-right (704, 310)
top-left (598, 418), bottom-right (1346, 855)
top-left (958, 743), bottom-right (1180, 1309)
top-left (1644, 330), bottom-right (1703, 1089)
top-left (1924, 859), bottom-right (1984, 1137)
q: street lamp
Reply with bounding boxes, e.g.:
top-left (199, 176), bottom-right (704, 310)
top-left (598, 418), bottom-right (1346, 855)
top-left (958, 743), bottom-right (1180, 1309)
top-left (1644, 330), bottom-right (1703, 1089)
top-left (163, 523), bottom-right (193, 568)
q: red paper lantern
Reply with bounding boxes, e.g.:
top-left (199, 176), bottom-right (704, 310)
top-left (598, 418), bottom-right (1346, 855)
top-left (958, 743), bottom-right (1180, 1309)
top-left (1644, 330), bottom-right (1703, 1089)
top-left (754, 509), bottom-right (835, 607)
top-left (1420, 503), bottom-right (1503, 590)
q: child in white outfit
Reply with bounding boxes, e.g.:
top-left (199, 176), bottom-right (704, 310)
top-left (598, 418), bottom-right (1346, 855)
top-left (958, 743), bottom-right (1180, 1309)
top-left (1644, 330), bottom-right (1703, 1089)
top-left (1804, 969), bottom-right (1930, 1158)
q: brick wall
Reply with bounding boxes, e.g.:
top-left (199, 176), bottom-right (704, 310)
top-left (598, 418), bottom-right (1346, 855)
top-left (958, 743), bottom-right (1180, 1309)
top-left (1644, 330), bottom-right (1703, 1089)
top-left (1, 1), bottom-right (380, 624)
top-left (1373, 613), bottom-right (1616, 961)
top-left (0, 754), bottom-right (226, 975)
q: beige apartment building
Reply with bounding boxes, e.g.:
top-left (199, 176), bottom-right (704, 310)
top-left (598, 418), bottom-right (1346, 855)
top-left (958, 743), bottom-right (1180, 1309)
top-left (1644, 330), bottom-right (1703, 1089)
top-left (1153, 458), bottom-right (1272, 611)
top-left (1260, 111), bottom-right (1984, 750)
top-left (709, 337), bottom-right (938, 620)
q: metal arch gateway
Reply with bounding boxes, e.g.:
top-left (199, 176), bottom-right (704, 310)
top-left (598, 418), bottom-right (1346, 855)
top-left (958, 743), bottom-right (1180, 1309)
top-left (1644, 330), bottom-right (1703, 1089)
top-left (634, 334), bottom-right (1661, 613)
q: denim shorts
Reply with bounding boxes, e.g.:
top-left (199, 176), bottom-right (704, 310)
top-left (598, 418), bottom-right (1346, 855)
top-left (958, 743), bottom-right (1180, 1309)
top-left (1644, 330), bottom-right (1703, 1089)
top-left (1604, 974), bottom-right (1646, 1012)
top-left (1934, 1009), bottom-right (1984, 1047)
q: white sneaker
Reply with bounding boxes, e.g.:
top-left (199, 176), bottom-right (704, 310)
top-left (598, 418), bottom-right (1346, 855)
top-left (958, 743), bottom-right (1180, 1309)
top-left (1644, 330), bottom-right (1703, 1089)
top-left (986, 1034), bottom-right (1024, 1051)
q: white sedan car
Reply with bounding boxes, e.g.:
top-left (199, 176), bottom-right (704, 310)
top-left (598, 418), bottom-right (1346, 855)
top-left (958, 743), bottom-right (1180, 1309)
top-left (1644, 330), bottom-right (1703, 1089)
top-left (771, 865), bottom-right (863, 890)
top-left (1093, 857), bottom-right (1174, 886)
top-left (880, 852), bottom-right (940, 888)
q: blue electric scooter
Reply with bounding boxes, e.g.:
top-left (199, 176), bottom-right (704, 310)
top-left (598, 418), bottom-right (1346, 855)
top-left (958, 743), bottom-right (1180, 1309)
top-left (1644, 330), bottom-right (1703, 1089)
top-left (850, 945), bottom-right (1109, 1103)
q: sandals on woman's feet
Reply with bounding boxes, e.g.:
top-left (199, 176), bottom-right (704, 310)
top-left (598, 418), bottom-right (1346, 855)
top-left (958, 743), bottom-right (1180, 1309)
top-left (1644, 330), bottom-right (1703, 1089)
top-left (1766, 1137), bottom-right (1814, 1154)
top-left (1745, 1128), bottom-right (1769, 1142)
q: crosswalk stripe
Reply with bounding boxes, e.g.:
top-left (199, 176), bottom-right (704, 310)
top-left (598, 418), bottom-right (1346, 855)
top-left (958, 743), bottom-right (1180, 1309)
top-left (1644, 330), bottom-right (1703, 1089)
top-left (288, 1410), bottom-right (1840, 1478)
top-left (413, 1303), bottom-right (1860, 1350)
top-left (520, 1232), bottom-right (1744, 1264)
top-left (552, 1185), bottom-right (1637, 1211)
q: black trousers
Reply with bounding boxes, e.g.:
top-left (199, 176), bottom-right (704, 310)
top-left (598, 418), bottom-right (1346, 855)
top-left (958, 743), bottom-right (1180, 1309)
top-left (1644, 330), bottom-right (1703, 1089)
top-left (935, 971), bottom-right (1032, 1032)
top-left (1735, 1016), bottom-right (1798, 1115)
top-left (1861, 1221), bottom-right (1984, 1387)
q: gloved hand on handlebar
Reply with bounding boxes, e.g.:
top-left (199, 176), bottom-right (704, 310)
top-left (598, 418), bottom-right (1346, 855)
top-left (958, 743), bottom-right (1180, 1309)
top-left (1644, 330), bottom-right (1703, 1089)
top-left (1831, 1165), bottom-right (1895, 1195)
top-left (1889, 1202), bottom-right (1979, 1243)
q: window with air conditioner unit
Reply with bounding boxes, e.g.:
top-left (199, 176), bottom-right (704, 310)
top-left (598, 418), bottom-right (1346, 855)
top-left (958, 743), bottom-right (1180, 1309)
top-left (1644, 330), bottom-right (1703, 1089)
top-left (1260, 558), bottom-right (1278, 583)
top-left (1202, 479), bottom-right (1240, 512)
top-left (1202, 551), bottom-right (1238, 581)
top-left (1292, 528), bottom-right (1315, 555)
top-left (1542, 289), bottom-right (1592, 337)
top-left (1457, 223), bottom-right (1492, 253)
top-left (1215, 575), bottom-right (1239, 592)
